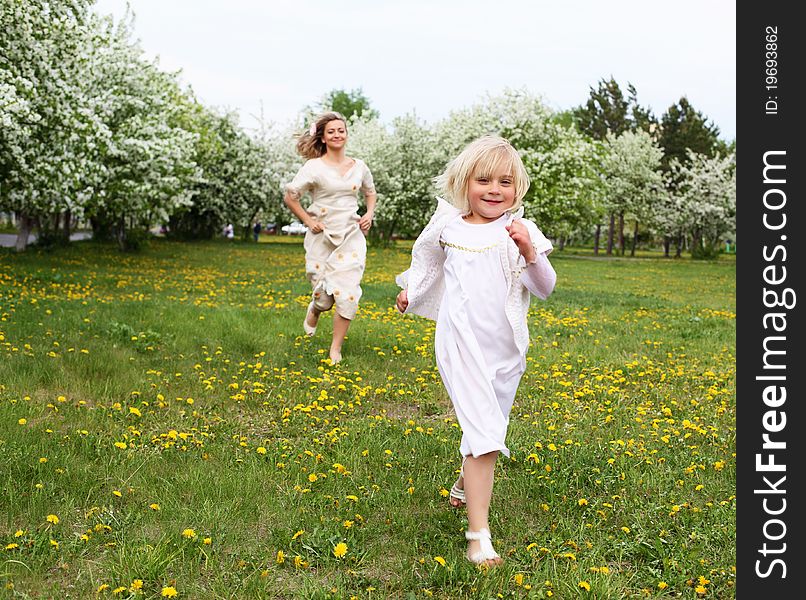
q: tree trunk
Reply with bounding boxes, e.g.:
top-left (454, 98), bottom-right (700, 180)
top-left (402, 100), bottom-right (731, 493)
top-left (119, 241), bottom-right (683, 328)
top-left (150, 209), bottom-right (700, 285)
top-left (675, 231), bottom-right (683, 258)
top-left (594, 224), bottom-right (601, 255)
top-left (15, 211), bottom-right (33, 252)
top-left (116, 219), bottom-right (127, 252)
top-left (558, 236), bottom-right (566, 251)
top-left (606, 213), bottom-right (615, 255)
top-left (663, 236), bottom-right (671, 258)
top-left (618, 211), bottom-right (625, 256)
top-left (61, 210), bottom-right (72, 243)
top-left (630, 221), bottom-right (638, 257)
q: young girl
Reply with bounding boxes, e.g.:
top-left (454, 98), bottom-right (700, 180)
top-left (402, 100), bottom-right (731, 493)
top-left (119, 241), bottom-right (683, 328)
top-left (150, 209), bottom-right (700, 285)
top-left (396, 136), bottom-right (556, 566)
top-left (283, 111), bottom-right (377, 364)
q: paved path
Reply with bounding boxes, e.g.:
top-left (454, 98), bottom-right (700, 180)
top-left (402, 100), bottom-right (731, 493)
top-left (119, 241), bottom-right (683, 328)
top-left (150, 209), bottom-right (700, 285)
top-left (0, 231), bottom-right (92, 248)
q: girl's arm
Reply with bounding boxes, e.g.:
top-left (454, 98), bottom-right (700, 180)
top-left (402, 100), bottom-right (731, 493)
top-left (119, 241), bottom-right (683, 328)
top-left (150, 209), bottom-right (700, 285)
top-left (520, 253), bottom-right (556, 299)
top-left (396, 289), bottom-right (409, 313)
top-left (507, 218), bottom-right (556, 299)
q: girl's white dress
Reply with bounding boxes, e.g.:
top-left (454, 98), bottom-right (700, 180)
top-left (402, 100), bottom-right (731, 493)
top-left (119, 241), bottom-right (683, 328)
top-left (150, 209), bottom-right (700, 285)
top-left (434, 213), bottom-right (556, 458)
top-left (285, 157), bottom-right (375, 320)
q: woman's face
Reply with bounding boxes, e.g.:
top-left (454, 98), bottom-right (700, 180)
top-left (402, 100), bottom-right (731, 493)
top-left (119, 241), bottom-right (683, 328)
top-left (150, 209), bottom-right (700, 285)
top-left (322, 120), bottom-right (347, 151)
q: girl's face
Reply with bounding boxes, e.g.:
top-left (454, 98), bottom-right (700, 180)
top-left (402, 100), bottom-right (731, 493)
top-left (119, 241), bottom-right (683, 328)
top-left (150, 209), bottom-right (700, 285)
top-left (322, 120), bottom-right (347, 151)
top-left (465, 166), bottom-right (516, 223)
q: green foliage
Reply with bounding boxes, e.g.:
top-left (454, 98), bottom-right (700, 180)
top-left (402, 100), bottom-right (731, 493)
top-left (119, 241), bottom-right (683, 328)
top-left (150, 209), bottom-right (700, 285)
top-left (320, 87), bottom-right (379, 121)
top-left (572, 77), bottom-right (656, 140)
top-left (659, 97), bottom-right (723, 171)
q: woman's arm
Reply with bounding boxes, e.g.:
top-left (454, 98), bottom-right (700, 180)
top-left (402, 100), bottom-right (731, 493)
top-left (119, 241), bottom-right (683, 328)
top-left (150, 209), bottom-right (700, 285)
top-left (283, 191), bottom-right (323, 233)
top-left (359, 190), bottom-right (376, 233)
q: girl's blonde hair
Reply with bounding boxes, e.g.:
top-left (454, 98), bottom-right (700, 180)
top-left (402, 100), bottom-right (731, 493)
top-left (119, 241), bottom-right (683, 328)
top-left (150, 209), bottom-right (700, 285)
top-left (435, 135), bottom-right (530, 213)
top-left (296, 111), bottom-right (348, 159)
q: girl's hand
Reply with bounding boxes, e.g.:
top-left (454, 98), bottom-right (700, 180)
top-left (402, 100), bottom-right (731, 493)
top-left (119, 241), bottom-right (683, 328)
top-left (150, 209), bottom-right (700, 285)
top-left (305, 218), bottom-right (324, 234)
top-left (358, 212), bottom-right (373, 233)
top-left (396, 289), bottom-right (409, 313)
top-left (506, 219), bottom-right (536, 263)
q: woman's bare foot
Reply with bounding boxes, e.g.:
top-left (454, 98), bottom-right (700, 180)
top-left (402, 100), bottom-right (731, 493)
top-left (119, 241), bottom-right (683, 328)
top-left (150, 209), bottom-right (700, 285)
top-left (304, 302), bottom-right (320, 336)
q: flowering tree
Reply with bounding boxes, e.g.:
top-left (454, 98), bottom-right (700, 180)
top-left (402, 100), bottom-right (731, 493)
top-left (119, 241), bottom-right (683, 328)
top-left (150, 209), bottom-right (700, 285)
top-left (79, 15), bottom-right (199, 249)
top-left (600, 130), bottom-right (664, 255)
top-left (665, 151), bottom-right (736, 258)
top-left (348, 114), bottom-right (444, 241)
top-left (0, 0), bottom-right (102, 250)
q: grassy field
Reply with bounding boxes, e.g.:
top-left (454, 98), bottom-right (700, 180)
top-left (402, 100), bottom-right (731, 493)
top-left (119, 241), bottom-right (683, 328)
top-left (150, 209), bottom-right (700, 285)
top-left (0, 237), bottom-right (735, 599)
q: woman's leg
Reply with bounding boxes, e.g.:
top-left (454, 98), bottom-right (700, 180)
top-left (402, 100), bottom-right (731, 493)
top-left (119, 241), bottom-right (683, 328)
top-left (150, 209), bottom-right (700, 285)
top-left (330, 312), bottom-right (351, 362)
top-left (463, 451), bottom-right (502, 564)
top-left (307, 292), bottom-right (334, 332)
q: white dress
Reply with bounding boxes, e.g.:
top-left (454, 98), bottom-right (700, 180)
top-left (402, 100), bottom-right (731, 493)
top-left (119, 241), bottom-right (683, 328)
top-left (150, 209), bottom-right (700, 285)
top-left (435, 214), bottom-right (547, 458)
top-left (284, 157), bottom-right (375, 320)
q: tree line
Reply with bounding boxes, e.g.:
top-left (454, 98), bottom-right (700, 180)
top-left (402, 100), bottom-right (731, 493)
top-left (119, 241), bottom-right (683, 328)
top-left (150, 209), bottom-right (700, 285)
top-left (1, 1), bottom-right (734, 257)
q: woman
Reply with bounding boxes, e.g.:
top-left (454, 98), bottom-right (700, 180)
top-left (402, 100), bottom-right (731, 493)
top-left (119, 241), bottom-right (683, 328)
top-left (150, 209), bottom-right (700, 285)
top-left (283, 112), bottom-right (377, 364)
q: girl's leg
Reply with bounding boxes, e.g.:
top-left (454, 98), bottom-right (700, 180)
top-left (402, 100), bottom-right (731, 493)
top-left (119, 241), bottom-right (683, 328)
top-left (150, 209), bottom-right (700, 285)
top-left (464, 451), bottom-right (502, 565)
top-left (330, 312), bottom-right (351, 363)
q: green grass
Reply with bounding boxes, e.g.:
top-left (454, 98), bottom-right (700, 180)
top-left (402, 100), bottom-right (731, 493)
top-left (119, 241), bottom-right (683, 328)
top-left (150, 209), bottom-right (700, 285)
top-left (0, 238), bottom-right (735, 599)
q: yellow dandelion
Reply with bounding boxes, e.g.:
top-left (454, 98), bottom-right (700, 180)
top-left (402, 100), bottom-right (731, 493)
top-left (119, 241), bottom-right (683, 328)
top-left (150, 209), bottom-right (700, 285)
top-left (343, 520), bottom-right (354, 528)
top-left (112, 587), bottom-right (127, 595)
top-left (18, 418), bottom-right (27, 425)
top-left (203, 537), bottom-right (212, 545)
top-left (658, 582), bottom-right (668, 590)
top-left (149, 503), bottom-right (161, 511)
top-left (112, 490), bottom-right (122, 498)
top-left (308, 473), bottom-right (318, 483)
top-left (695, 584), bottom-right (706, 595)
top-left (49, 539), bottom-right (59, 548)
top-left (276, 550), bottom-right (285, 564)
top-left (130, 580), bottom-right (143, 591)
top-left (114, 442), bottom-right (127, 449)
top-left (181, 528), bottom-right (196, 538)
top-left (434, 556), bottom-right (446, 566)
top-left (514, 573), bottom-right (524, 586)
top-left (621, 526), bottom-right (630, 533)
top-left (333, 542), bottom-right (348, 558)
top-left (578, 581), bottom-right (591, 591)
top-left (46, 514), bottom-right (59, 525)
top-left (161, 586), bottom-right (178, 598)
top-left (256, 447), bottom-right (267, 455)
top-left (97, 584), bottom-right (110, 593)
top-left (291, 529), bottom-right (304, 540)
top-left (5, 543), bottom-right (19, 550)
top-left (14, 530), bottom-right (24, 537)
top-left (129, 407), bottom-right (141, 417)
top-left (578, 498), bottom-right (588, 506)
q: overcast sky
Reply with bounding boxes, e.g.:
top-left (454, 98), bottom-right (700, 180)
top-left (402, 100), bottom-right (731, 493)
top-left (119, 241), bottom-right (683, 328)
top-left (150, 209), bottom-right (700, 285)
top-left (92, 0), bottom-right (736, 140)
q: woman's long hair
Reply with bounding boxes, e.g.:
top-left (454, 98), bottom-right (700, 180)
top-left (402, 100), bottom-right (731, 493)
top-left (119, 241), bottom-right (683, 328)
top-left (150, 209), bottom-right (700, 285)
top-left (296, 111), bottom-right (348, 159)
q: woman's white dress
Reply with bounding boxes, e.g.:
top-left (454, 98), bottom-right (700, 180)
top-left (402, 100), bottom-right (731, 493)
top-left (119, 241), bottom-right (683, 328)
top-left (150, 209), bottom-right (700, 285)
top-left (285, 157), bottom-right (375, 320)
top-left (435, 214), bottom-right (533, 458)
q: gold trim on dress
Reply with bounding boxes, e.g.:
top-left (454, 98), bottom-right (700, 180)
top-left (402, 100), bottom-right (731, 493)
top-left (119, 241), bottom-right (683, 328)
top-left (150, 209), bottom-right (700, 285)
top-left (440, 240), bottom-right (498, 253)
